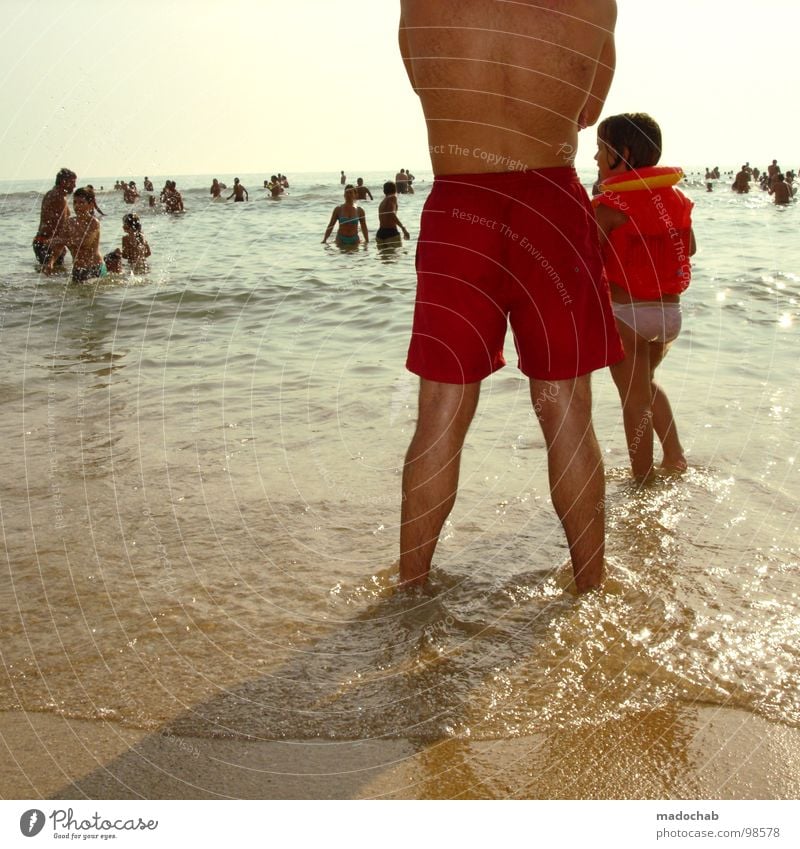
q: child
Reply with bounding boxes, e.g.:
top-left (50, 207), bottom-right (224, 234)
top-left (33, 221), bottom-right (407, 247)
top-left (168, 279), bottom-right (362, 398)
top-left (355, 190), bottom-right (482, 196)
top-left (593, 113), bottom-right (696, 481)
top-left (43, 187), bottom-right (106, 282)
top-left (104, 248), bottom-right (123, 274)
top-left (121, 213), bottom-right (151, 273)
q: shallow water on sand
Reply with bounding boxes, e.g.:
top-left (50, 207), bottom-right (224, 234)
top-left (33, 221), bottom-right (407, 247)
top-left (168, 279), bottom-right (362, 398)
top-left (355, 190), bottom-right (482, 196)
top-left (0, 172), bottom-right (798, 745)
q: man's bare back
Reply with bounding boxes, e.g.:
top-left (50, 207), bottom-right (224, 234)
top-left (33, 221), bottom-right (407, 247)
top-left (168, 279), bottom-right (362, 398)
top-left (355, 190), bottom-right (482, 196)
top-left (771, 178), bottom-right (792, 205)
top-left (399, 0), bottom-right (617, 175)
top-left (38, 188), bottom-right (71, 240)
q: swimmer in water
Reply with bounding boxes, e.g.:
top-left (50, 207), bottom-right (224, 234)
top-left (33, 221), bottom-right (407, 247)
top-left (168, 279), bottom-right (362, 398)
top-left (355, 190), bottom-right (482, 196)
top-left (228, 178), bottom-right (249, 202)
top-left (375, 181), bottom-right (410, 245)
top-left (122, 212), bottom-right (152, 272)
top-left (322, 185), bottom-right (368, 247)
top-left (43, 187), bottom-right (106, 282)
top-left (355, 178), bottom-right (373, 201)
top-left (104, 248), bottom-right (123, 274)
top-left (123, 181), bottom-right (139, 204)
top-left (163, 181), bottom-right (184, 213)
top-left (32, 167), bottom-right (76, 268)
top-left (770, 173), bottom-right (792, 205)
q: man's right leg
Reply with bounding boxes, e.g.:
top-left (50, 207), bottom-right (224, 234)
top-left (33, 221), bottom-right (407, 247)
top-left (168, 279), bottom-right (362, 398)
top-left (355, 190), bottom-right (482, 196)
top-left (399, 378), bottom-right (480, 588)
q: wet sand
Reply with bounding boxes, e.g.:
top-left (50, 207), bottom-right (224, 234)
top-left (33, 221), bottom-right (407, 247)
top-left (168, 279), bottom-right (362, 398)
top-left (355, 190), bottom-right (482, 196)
top-left (2, 707), bottom-right (799, 799)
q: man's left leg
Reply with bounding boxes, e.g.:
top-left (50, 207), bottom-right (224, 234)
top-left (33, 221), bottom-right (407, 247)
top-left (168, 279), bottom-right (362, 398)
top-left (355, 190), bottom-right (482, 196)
top-left (530, 375), bottom-right (605, 593)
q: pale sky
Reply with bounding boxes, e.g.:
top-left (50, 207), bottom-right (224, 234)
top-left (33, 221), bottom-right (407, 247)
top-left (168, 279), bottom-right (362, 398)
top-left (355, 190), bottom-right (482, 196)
top-left (1, 0), bottom-right (798, 181)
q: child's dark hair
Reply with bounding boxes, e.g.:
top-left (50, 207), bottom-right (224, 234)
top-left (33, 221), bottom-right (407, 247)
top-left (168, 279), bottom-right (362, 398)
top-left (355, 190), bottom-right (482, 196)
top-left (597, 112), bottom-right (662, 170)
top-left (383, 181), bottom-right (397, 195)
top-left (123, 213), bottom-right (144, 243)
top-left (104, 248), bottom-right (123, 272)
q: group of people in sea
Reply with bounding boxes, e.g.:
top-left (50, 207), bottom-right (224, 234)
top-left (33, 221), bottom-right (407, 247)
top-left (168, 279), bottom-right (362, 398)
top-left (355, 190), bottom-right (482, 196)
top-left (341, 169), bottom-right (415, 194)
top-left (110, 177), bottom-right (185, 211)
top-left (727, 161), bottom-right (796, 203)
top-left (33, 168), bottom-right (152, 281)
top-left (322, 179), bottom-right (410, 248)
top-left (33, 167), bottom-right (298, 281)
top-left (209, 174), bottom-right (290, 201)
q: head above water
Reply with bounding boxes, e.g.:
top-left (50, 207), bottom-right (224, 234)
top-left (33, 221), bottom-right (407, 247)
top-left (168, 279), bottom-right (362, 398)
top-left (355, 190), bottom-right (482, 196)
top-left (383, 181), bottom-right (397, 196)
top-left (123, 212), bottom-right (142, 232)
top-left (104, 248), bottom-right (123, 273)
top-left (597, 112), bottom-right (662, 171)
top-left (72, 187), bottom-right (94, 208)
top-left (56, 168), bottom-right (77, 190)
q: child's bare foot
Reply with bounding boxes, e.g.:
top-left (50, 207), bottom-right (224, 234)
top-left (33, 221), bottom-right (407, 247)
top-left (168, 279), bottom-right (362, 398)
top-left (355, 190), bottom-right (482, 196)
top-left (660, 453), bottom-right (688, 473)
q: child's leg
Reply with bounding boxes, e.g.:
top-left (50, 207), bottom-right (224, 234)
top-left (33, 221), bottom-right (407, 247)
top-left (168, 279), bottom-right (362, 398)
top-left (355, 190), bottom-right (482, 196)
top-left (648, 340), bottom-right (687, 471)
top-left (610, 321), bottom-right (655, 481)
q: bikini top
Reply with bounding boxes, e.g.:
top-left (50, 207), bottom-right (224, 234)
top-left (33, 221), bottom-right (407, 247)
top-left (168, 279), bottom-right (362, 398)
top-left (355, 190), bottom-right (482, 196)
top-left (338, 207), bottom-right (360, 226)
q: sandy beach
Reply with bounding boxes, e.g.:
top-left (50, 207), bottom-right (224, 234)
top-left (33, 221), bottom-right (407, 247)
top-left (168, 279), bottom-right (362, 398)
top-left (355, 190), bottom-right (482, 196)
top-left (3, 705), bottom-right (799, 800)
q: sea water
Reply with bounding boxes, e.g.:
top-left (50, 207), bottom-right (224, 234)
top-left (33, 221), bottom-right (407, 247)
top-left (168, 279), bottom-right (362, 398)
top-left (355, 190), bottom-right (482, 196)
top-left (0, 171), bottom-right (798, 743)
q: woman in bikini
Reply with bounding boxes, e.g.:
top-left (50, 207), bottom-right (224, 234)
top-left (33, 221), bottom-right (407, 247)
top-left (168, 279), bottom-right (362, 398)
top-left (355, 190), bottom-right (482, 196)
top-left (322, 185), bottom-right (368, 248)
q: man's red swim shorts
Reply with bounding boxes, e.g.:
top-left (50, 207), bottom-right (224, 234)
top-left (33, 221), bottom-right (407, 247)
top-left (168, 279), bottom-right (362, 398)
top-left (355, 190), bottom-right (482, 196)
top-left (406, 167), bottom-right (623, 383)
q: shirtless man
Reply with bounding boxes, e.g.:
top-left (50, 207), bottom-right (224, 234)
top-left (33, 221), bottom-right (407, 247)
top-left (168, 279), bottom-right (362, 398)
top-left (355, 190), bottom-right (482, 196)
top-left (355, 178), bottom-right (374, 201)
top-left (395, 168), bottom-right (408, 194)
top-left (732, 166), bottom-right (751, 193)
top-left (210, 178), bottom-right (223, 198)
top-left (123, 181), bottom-right (139, 204)
top-left (228, 178), bottom-right (249, 202)
top-left (163, 181), bottom-right (185, 213)
top-left (770, 173), bottom-right (792, 205)
top-left (42, 187), bottom-right (105, 282)
top-left (376, 181), bottom-right (410, 244)
top-left (32, 167), bottom-right (76, 267)
top-left (398, 0), bottom-right (621, 594)
top-left (767, 159), bottom-right (780, 185)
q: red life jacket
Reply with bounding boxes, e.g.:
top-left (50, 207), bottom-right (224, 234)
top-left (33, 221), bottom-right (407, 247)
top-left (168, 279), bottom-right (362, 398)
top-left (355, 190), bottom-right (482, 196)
top-left (594, 180), bottom-right (694, 299)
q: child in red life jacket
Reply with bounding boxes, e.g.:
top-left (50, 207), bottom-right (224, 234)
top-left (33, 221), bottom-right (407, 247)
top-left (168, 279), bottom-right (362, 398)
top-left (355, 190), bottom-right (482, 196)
top-left (593, 113), bottom-right (697, 481)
